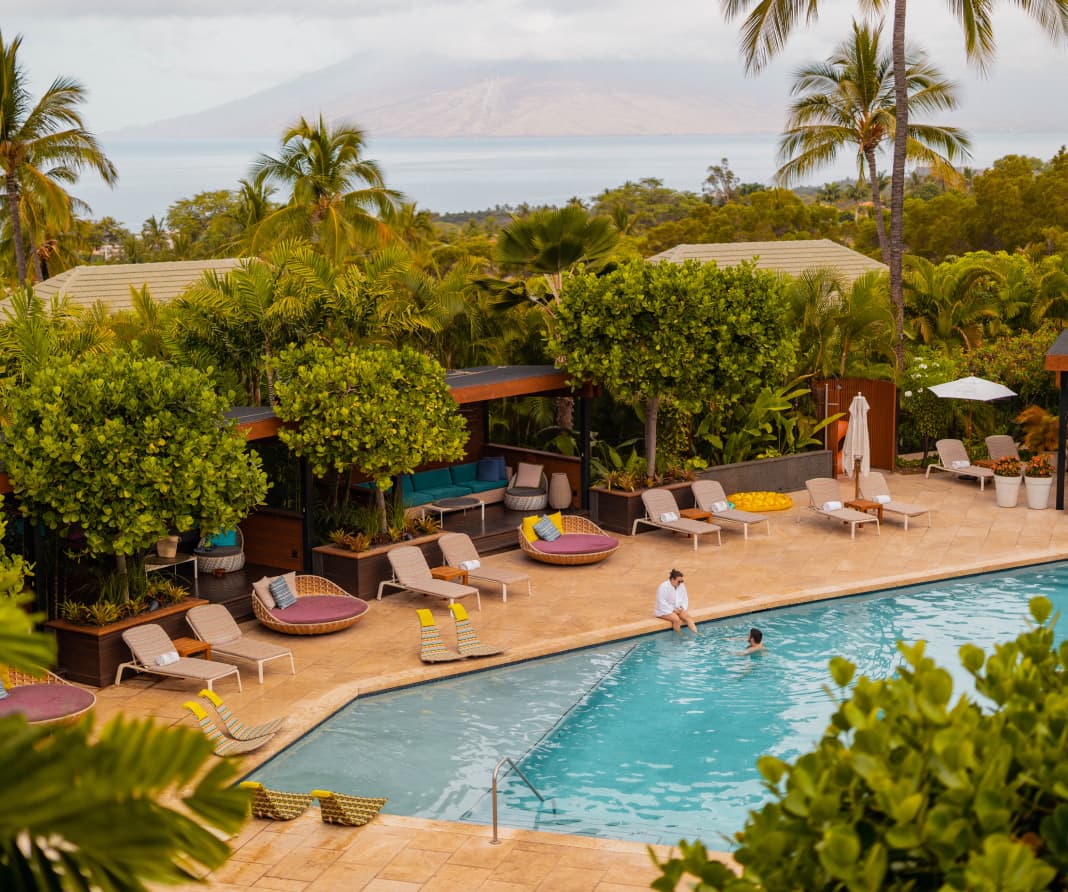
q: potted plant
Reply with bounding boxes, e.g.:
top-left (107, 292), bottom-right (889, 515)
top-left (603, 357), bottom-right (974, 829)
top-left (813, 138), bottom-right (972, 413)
top-left (1024, 453), bottom-right (1055, 510)
top-left (992, 455), bottom-right (1023, 508)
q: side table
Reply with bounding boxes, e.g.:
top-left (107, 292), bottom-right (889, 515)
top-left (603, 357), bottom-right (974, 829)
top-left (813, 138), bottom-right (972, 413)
top-left (679, 507), bottom-right (713, 523)
top-left (172, 637), bottom-right (211, 660)
top-left (844, 499), bottom-right (883, 524)
top-left (431, 566), bottom-right (469, 586)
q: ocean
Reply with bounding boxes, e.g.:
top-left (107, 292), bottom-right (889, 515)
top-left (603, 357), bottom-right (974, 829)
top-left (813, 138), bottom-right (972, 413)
top-left (79, 132), bottom-right (1067, 228)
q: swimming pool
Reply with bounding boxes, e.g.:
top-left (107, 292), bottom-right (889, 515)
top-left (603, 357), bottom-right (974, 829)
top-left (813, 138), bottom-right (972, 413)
top-left (251, 562), bottom-right (1068, 845)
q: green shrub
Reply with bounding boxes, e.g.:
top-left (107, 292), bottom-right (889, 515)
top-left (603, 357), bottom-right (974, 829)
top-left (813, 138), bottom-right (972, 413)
top-left (653, 597), bottom-right (1068, 891)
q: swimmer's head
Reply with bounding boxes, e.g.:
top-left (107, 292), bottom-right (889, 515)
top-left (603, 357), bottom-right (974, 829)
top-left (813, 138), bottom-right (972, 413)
top-left (749, 628), bottom-right (763, 644)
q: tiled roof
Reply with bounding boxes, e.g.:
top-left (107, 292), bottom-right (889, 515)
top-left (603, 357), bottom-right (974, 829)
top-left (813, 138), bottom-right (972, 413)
top-left (648, 239), bottom-right (886, 283)
top-left (30, 259), bottom-right (243, 314)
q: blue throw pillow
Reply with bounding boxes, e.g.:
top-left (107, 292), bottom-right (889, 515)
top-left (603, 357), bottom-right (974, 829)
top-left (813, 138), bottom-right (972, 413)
top-left (477, 457), bottom-right (499, 482)
top-left (269, 576), bottom-right (297, 609)
top-left (210, 529), bottom-right (237, 548)
top-left (533, 516), bottom-right (561, 541)
top-left (0, 679), bottom-right (8, 700)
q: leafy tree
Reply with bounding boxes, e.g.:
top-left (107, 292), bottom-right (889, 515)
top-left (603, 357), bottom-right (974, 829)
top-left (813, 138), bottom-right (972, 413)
top-left (703, 158), bottom-right (741, 205)
top-left (165, 189), bottom-right (241, 258)
top-left (904, 254), bottom-right (1000, 352)
top-left (653, 596), bottom-right (1068, 891)
top-left (721, 0), bottom-right (1068, 377)
top-left (899, 348), bottom-right (958, 459)
top-left (250, 115), bottom-right (400, 263)
top-left (0, 30), bottom-right (117, 285)
top-left (0, 351), bottom-right (268, 594)
top-left (551, 259), bottom-right (797, 475)
top-left (272, 342), bottom-right (467, 531)
top-left (777, 20), bottom-right (969, 261)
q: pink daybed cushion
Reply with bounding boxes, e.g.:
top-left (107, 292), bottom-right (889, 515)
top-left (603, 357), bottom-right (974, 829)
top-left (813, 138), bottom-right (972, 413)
top-left (531, 534), bottom-right (619, 555)
top-left (0, 684), bottom-right (95, 723)
top-left (269, 595), bottom-right (368, 625)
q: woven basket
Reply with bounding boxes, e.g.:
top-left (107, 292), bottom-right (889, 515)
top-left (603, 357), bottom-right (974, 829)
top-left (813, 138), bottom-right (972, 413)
top-left (252, 575), bottom-right (370, 636)
top-left (518, 515), bottom-right (619, 566)
top-left (195, 528), bottom-right (245, 574)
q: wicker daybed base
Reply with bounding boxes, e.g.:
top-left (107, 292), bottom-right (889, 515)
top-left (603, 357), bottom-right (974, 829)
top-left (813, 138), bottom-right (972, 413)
top-left (252, 574), bottom-right (370, 636)
top-left (0, 667), bottom-right (97, 725)
top-left (518, 515), bottom-right (620, 565)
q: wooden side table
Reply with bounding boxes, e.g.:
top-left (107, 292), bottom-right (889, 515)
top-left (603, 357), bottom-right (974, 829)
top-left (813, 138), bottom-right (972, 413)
top-left (431, 566), bottom-right (469, 586)
top-left (172, 637), bottom-right (211, 660)
top-left (679, 507), bottom-right (713, 523)
top-left (845, 499), bottom-right (883, 524)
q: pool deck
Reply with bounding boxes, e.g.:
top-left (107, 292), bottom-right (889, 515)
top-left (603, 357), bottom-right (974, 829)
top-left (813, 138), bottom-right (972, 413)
top-left (95, 472), bottom-right (1068, 891)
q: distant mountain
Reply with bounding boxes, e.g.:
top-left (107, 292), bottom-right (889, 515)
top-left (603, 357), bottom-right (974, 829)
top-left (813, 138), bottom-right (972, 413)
top-left (113, 55), bottom-right (784, 139)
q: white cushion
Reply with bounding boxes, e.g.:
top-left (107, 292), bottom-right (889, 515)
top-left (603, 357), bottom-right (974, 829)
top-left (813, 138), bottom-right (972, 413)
top-left (711, 500), bottom-right (729, 513)
top-left (515, 462), bottom-right (543, 488)
top-left (659, 512), bottom-right (679, 523)
top-left (951, 459), bottom-right (971, 469)
top-left (874, 494), bottom-right (891, 504)
top-left (459, 559), bottom-right (481, 571)
top-left (252, 576), bottom-right (276, 610)
top-left (821, 500), bottom-right (843, 512)
top-left (155, 650), bottom-right (180, 667)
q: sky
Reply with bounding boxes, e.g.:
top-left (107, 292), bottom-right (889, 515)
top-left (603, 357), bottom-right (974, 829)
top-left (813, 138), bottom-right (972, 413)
top-left (8, 1), bottom-right (1068, 133)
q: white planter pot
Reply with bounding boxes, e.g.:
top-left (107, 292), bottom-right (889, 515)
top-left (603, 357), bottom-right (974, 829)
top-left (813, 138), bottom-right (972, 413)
top-left (1024, 476), bottom-right (1053, 510)
top-left (993, 475), bottom-right (1021, 508)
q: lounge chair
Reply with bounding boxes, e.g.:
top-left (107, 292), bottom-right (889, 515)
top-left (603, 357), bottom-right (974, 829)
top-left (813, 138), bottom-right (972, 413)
top-left (199, 688), bottom-right (285, 740)
top-left (985, 435), bottom-right (1020, 462)
top-left (859, 472), bottom-right (932, 531)
top-left (240, 782), bottom-right (314, 821)
top-left (182, 700), bottom-right (274, 756)
top-left (691, 479), bottom-right (771, 541)
top-left (503, 462), bottom-right (549, 511)
top-left (449, 603), bottom-right (503, 658)
top-left (925, 439), bottom-right (994, 490)
top-left (416, 609), bottom-right (464, 663)
top-left (116, 624), bottom-right (242, 691)
top-left (377, 545), bottom-right (482, 610)
top-left (252, 573), bottom-right (370, 636)
top-left (439, 532), bottom-right (532, 602)
top-left (0, 666), bottom-right (96, 725)
top-left (804, 478), bottom-right (880, 539)
top-left (632, 488), bottom-right (722, 550)
top-left (312, 790), bottom-right (388, 827)
top-left (187, 604), bottom-right (295, 684)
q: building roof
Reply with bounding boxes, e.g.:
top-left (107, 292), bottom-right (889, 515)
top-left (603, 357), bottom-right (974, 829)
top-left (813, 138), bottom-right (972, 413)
top-left (648, 239), bottom-right (887, 283)
top-left (31, 258), bottom-right (243, 314)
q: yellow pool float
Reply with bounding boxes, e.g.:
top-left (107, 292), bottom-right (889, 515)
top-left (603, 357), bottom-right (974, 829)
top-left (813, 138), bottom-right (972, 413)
top-left (728, 491), bottom-right (793, 512)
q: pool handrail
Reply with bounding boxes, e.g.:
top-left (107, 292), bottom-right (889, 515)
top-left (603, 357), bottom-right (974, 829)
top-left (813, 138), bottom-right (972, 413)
top-left (490, 756), bottom-right (547, 844)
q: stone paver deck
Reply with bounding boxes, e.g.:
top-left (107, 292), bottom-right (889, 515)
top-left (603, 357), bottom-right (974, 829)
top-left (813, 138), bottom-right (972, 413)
top-left (96, 472), bottom-right (1068, 890)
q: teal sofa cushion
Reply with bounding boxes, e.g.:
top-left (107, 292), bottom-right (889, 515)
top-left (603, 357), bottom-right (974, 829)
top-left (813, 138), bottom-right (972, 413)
top-left (450, 463), bottom-right (478, 484)
top-left (465, 479), bottom-right (505, 494)
top-left (413, 467), bottom-right (453, 491)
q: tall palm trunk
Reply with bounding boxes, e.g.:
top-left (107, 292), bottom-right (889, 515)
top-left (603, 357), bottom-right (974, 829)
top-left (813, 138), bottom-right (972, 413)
top-left (5, 175), bottom-right (28, 285)
top-left (888, 0), bottom-right (908, 378)
top-left (645, 395), bottom-right (660, 482)
top-left (865, 149), bottom-right (890, 263)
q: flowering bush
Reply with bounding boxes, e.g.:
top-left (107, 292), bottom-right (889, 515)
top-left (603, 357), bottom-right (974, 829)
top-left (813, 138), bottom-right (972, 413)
top-left (992, 456), bottom-right (1022, 477)
top-left (1025, 453), bottom-right (1054, 478)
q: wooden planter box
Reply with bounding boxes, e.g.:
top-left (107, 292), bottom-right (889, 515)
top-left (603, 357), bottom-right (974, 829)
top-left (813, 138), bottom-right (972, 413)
top-left (46, 598), bottom-right (209, 688)
top-left (312, 533), bottom-right (444, 601)
top-left (590, 451), bottom-right (834, 535)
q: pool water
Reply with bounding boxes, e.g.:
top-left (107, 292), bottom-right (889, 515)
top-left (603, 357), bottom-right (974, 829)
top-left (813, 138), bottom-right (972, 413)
top-left (251, 562), bottom-right (1068, 845)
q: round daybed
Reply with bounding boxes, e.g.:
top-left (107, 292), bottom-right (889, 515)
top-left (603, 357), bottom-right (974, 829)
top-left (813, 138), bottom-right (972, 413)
top-left (252, 574), bottom-right (370, 636)
top-left (518, 515), bottom-right (620, 565)
top-left (0, 667), bottom-right (96, 725)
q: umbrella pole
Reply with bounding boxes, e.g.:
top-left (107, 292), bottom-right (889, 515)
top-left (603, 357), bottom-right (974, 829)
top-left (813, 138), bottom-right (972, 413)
top-left (854, 457), bottom-right (861, 500)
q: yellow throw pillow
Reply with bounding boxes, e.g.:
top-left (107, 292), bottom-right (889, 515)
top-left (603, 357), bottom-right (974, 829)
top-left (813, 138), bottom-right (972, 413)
top-left (521, 515), bottom-right (541, 542)
top-left (547, 511), bottom-right (564, 533)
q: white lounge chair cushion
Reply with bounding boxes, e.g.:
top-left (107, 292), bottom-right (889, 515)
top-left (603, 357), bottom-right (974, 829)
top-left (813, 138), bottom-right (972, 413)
top-left (951, 460), bottom-right (971, 469)
top-left (821, 500), bottom-right (843, 512)
top-left (711, 500), bottom-right (729, 512)
top-left (874, 494), bottom-right (891, 504)
top-left (459, 559), bottom-right (481, 571)
top-left (659, 511), bottom-right (679, 523)
top-left (155, 650), bottom-right (180, 667)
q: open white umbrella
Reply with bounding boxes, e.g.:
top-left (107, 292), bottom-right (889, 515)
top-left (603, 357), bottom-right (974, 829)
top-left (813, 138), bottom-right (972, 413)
top-left (842, 392), bottom-right (871, 500)
top-left (927, 376), bottom-right (1016, 401)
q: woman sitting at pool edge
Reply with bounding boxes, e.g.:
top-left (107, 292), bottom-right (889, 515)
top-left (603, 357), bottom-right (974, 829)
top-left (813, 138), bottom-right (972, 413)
top-left (655, 568), bottom-right (698, 635)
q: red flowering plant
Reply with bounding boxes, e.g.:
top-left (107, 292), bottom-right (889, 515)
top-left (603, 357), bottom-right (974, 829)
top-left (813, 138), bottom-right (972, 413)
top-left (1025, 454), bottom-right (1054, 479)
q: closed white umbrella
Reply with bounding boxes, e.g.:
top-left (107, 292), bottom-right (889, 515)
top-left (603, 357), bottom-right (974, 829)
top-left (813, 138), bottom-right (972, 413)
top-left (842, 392), bottom-right (871, 500)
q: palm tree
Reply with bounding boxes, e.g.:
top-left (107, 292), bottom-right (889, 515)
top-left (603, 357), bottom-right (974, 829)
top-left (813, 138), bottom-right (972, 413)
top-left (250, 116), bottom-right (401, 263)
top-left (721, 0), bottom-right (1068, 376)
top-left (904, 254), bottom-right (999, 352)
top-left (0, 31), bottom-right (117, 285)
top-left (776, 20), bottom-right (969, 262)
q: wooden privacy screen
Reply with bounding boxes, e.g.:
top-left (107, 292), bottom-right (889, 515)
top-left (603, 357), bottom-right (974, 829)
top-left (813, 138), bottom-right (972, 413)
top-left (812, 378), bottom-right (897, 472)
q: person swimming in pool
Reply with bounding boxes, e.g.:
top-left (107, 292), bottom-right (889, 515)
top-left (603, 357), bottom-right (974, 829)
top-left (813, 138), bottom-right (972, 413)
top-left (739, 628), bottom-right (764, 655)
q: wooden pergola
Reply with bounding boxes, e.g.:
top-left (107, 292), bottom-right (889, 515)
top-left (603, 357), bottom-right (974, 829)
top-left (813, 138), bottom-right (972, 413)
top-left (1043, 330), bottom-right (1068, 509)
